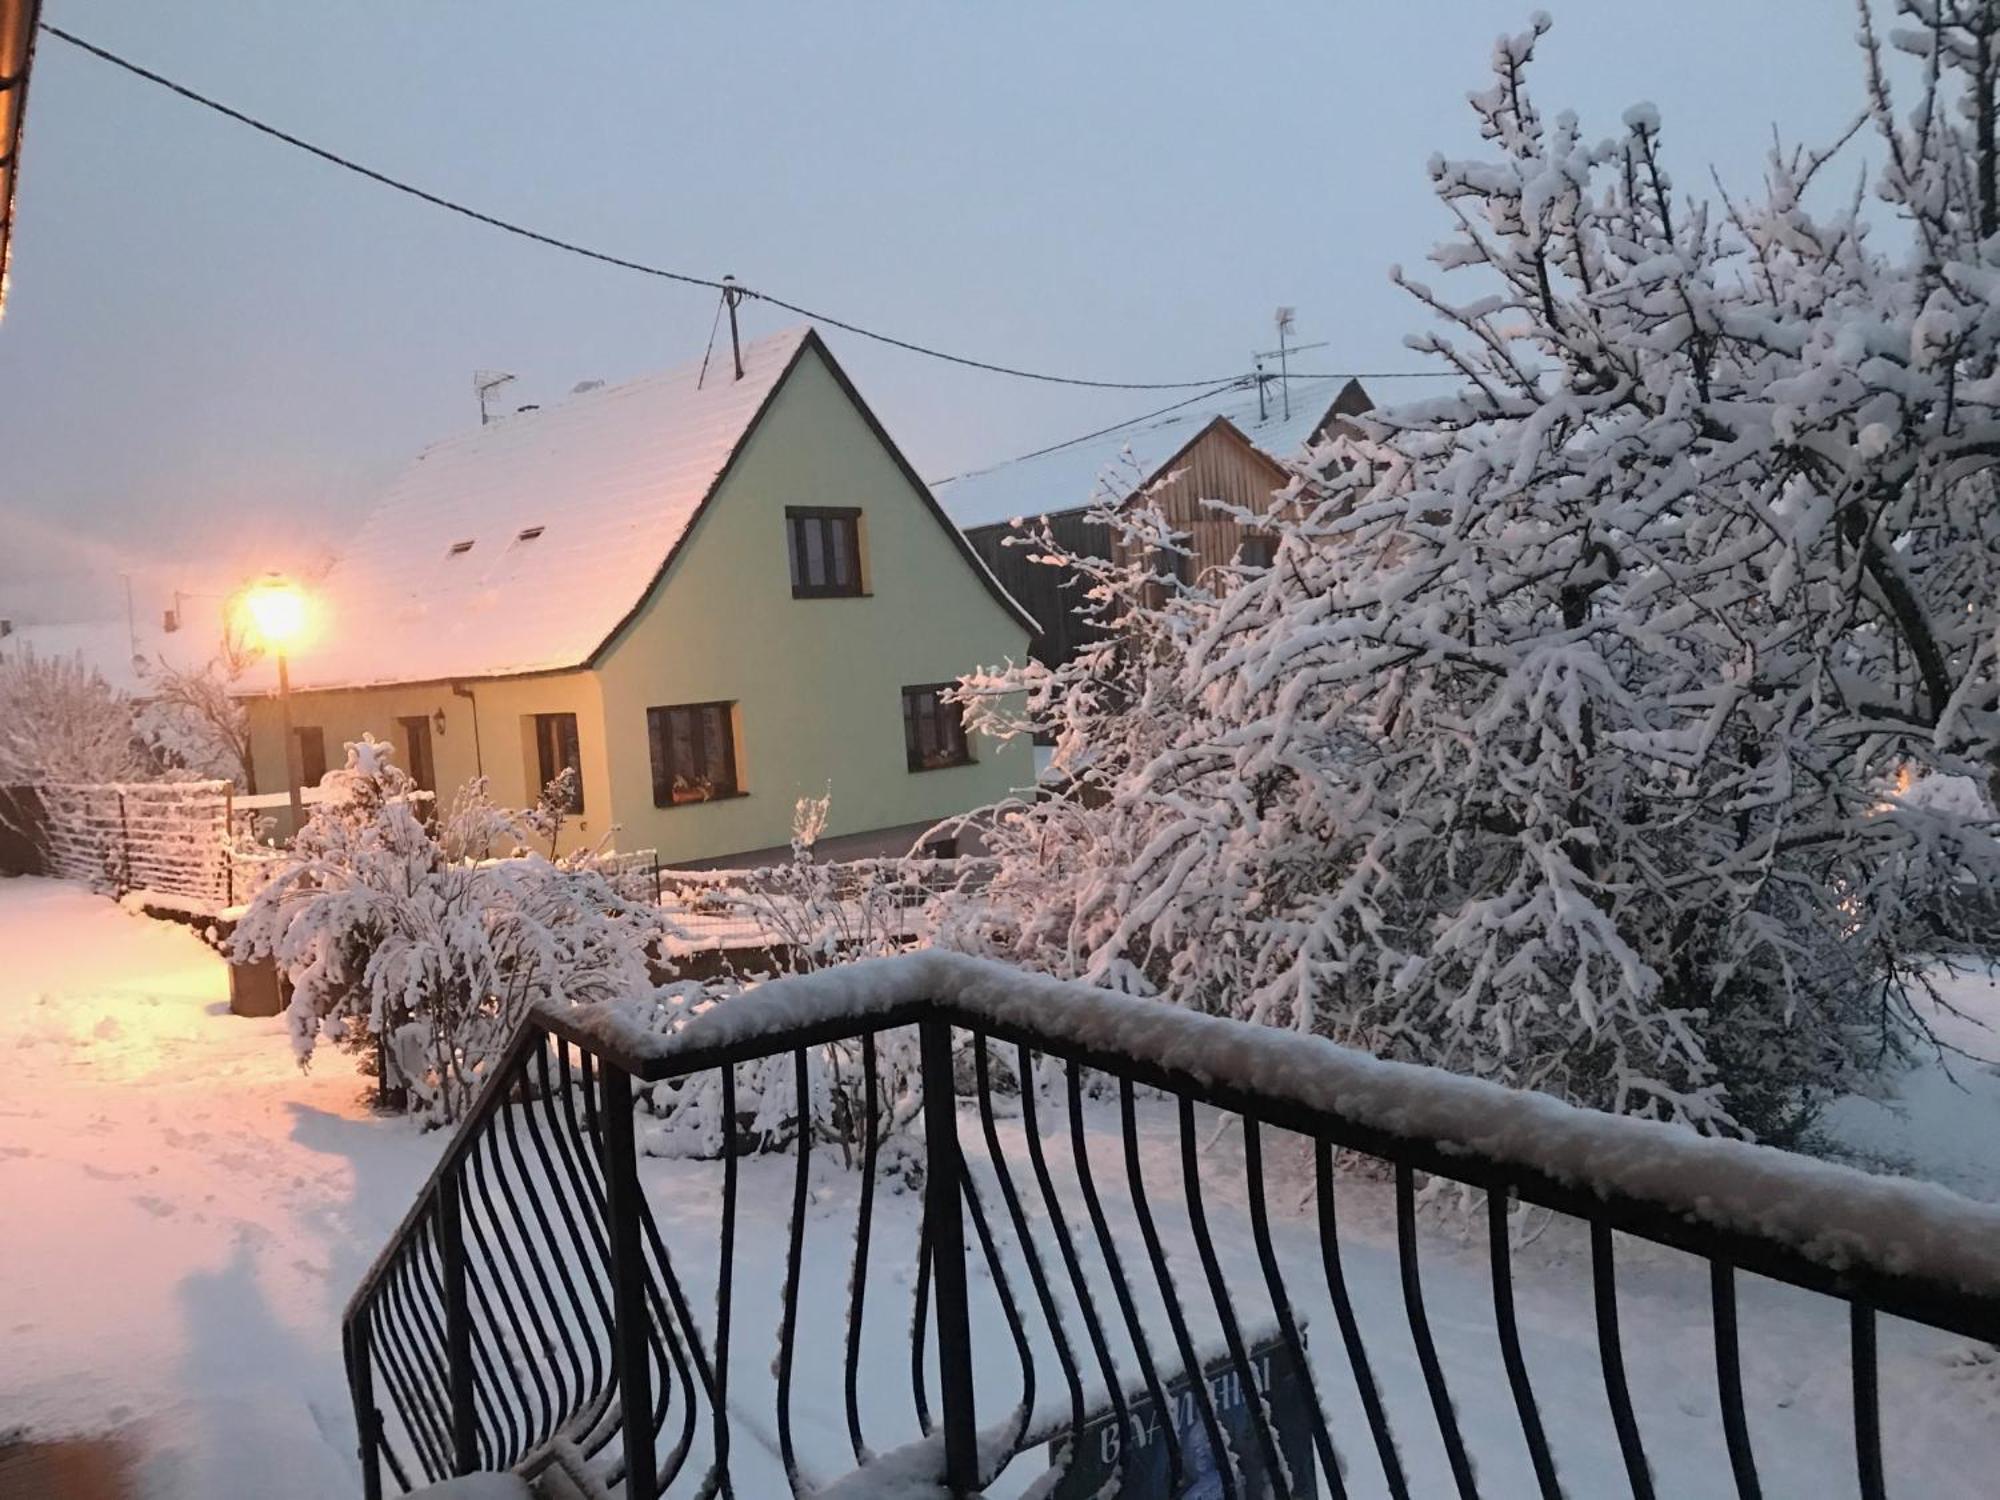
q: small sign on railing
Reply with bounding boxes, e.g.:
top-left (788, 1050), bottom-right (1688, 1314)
top-left (1047, 1332), bottom-right (1316, 1498)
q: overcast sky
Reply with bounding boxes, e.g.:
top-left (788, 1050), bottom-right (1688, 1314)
top-left (0, 1), bottom-right (1878, 622)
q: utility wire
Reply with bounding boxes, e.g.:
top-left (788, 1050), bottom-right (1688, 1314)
top-left (42, 22), bottom-right (1355, 393)
top-left (933, 379), bottom-right (1253, 484)
top-left (39, 24), bottom-right (727, 294)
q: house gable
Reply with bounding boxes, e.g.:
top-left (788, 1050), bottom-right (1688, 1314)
top-left (590, 329), bottom-right (1035, 666)
top-left (587, 337), bottom-right (1036, 858)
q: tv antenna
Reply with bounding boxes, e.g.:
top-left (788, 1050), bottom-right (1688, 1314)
top-left (474, 370), bottom-right (516, 426)
top-left (1256, 310), bottom-right (1329, 423)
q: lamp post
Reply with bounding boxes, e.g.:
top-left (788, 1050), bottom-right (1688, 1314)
top-left (241, 572), bottom-right (310, 832)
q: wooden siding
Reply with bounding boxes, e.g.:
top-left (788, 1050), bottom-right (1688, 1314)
top-left (1110, 418), bottom-right (1296, 581)
top-left (963, 381), bottom-right (1376, 667)
top-left (965, 508), bottom-right (1111, 669)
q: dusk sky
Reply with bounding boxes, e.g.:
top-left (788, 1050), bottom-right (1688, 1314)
top-left (1, 1), bottom-right (1875, 622)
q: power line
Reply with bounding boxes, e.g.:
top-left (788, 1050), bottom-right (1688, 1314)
top-left (1283, 370), bottom-right (1450, 380)
top-left (933, 380), bottom-right (1253, 484)
top-left (43, 22), bottom-right (1334, 393)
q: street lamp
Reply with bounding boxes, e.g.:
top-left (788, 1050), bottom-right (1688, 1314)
top-left (240, 572), bottom-right (311, 830)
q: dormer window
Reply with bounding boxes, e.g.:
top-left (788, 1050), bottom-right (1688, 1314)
top-left (448, 540), bottom-right (475, 556)
top-left (516, 526), bottom-right (545, 542)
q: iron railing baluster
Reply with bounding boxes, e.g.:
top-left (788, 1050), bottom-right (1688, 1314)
top-left (457, 1204), bottom-right (528, 1466)
top-left (1243, 1117), bottom-right (1345, 1499)
top-left (970, 1038), bottom-right (1087, 1440)
top-left (635, 1181), bottom-right (720, 1490)
top-left (1488, 1189), bottom-right (1561, 1498)
top-left (436, 1184), bottom-right (482, 1480)
top-left (776, 1047), bottom-right (812, 1493)
top-left (1592, 1221), bottom-right (1654, 1499)
top-left (909, 1216), bottom-right (933, 1437)
top-left (1120, 1076), bottom-right (1241, 1500)
top-left (844, 1032), bottom-right (881, 1466)
top-left (481, 1113), bottom-right (569, 1445)
top-left (1396, 1164), bottom-right (1478, 1498)
top-left (1016, 1044), bottom-right (1133, 1487)
top-left (1066, 1058), bottom-right (1183, 1491)
top-left (1179, 1096), bottom-right (1291, 1489)
top-left (1316, 1141), bottom-right (1409, 1498)
top-left (463, 1114), bottom-right (555, 1456)
top-left (376, 1258), bottom-right (453, 1482)
top-left (1712, 1262), bottom-right (1761, 1498)
top-left (713, 1064), bottom-right (738, 1497)
top-left (1852, 1303), bottom-right (1885, 1500)
top-left (421, 1186), bottom-right (512, 1469)
top-left (601, 1062), bottom-right (658, 1499)
top-left (959, 1163), bottom-right (1038, 1459)
top-left (522, 1045), bottom-right (613, 1398)
top-left (344, 1315), bottom-right (384, 1500)
top-left (920, 1017), bottom-right (981, 1496)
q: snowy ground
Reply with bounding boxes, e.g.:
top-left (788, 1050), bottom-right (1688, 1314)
top-left (2, 876), bottom-right (1998, 1497)
top-left (0, 878), bottom-right (445, 1496)
top-left (1816, 961), bottom-right (2000, 1203)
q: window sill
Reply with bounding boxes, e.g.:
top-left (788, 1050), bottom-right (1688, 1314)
top-left (905, 759), bottom-right (976, 774)
top-left (791, 589), bottom-right (873, 601)
top-left (653, 790), bottom-right (751, 810)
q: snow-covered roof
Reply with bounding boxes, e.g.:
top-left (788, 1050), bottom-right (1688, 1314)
top-left (932, 376), bottom-right (1367, 532)
top-left (269, 326), bottom-right (815, 693)
top-left (0, 607), bottom-right (230, 697)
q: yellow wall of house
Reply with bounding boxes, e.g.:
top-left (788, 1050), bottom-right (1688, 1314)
top-left (241, 670), bottom-right (612, 855)
top-left (590, 342), bottom-right (1034, 862)
top-left (241, 343), bottom-right (1033, 865)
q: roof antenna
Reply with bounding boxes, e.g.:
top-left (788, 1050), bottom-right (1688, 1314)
top-left (722, 276), bottom-right (745, 381)
top-left (1273, 307), bottom-right (1295, 422)
top-left (474, 370), bottom-right (515, 426)
top-left (1253, 355), bottom-right (1268, 423)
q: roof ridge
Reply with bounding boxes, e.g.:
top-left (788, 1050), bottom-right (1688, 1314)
top-left (412, 323), bottom-right (814, 462)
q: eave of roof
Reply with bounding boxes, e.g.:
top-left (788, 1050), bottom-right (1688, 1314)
top-left (0, 0), bottom-right (44, 319)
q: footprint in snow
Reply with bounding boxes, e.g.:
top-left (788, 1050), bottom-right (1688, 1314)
top-left (131, 1194), bottom-right (177, 1218)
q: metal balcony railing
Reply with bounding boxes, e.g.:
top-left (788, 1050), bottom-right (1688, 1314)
top-left (342, 952), bottom-right (2000, 1498)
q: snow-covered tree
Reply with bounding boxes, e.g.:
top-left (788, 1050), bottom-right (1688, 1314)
top-left (0, 648), bottom-right (152, 787)
top-left (136, 627), bottom-right (256, 787)
top-left (943, 6), bottom-right (2000, 1137)
top-left (231, 738), bottom-right (665, 1124)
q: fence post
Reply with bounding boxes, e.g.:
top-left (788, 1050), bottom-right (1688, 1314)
top-left (602, 1062), bottom-right (658, 1496)
top-left (436, 1173), bottom-right (479, 1474)
top-left (920, 1015), bottom-right (980, 1495)
top-left (116, 790), bottom-right (132, 895)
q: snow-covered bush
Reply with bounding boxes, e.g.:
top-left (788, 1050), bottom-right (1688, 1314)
top-left (231, 738), bottom-right (664, 1124)
top-left (941, 8), bottom-right (2000, 1138)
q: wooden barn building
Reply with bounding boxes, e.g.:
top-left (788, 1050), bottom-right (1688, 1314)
top-left (933, 375), bottom-right (1372, 667)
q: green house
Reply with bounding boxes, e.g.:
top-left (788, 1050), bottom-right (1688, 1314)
top-left (241, 327), bottom-right (1036, 864)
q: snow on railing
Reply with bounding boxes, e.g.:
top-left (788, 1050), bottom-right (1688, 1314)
top-left (565, 949), bottom-right (2000, 1302)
